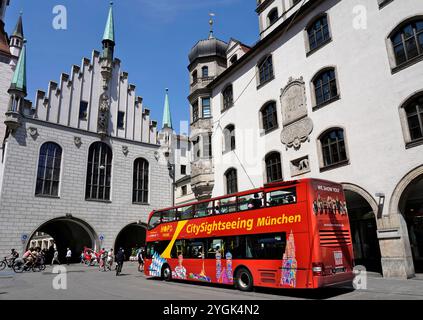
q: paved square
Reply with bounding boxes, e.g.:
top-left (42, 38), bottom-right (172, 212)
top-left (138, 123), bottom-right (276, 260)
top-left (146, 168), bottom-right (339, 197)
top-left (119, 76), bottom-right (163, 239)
top-left (1, 263), bottom-right (422, 300)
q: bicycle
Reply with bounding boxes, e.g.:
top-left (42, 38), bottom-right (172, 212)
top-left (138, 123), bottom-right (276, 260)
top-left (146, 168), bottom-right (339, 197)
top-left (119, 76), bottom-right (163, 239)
top-left (12, 258), bottom-right (36, 273)
top-left (0, 257), bottom-right (15, 270)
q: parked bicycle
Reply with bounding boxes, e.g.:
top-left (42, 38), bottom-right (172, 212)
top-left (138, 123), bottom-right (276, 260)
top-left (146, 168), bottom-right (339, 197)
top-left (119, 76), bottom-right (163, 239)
top-left (0, 257), bottom-right (15, 270)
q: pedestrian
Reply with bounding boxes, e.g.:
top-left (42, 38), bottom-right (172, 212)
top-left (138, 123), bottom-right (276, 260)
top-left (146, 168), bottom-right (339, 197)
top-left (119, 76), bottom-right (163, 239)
top-left (66, 248), bottom-right (72, 265)
top-left (51, 249), bottom-right (60, 265)
top-left (137, 246), bottom-right (144, 272)
top-left (99, 248), bottom-right (107, 271)
top-left (115, 247), bottom-right (125, 276)
top-left (107, 249), bottom-right (114, 271)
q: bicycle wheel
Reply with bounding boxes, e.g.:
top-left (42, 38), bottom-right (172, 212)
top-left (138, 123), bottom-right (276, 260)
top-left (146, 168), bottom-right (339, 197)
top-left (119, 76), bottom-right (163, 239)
top-left (0, 261), bottom-right (6, 271)
top-left (12, 261), bottom-right (24, 273)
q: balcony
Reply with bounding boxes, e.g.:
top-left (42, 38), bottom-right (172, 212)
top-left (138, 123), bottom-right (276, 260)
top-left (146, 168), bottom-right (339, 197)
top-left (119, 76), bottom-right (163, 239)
top-left (190, 76), bottom-right (215, 93)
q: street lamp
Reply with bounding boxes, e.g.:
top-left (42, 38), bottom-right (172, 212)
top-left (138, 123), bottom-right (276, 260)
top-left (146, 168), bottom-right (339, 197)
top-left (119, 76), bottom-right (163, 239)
top-left (164, 151), bottom-right (176, 207)
top-left (375, 193), bottom-right (385, 218)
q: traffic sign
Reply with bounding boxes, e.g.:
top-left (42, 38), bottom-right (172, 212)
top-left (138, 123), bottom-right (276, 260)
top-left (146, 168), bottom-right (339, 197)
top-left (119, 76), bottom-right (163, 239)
top-left (99, 235), bottom-right (105, 241)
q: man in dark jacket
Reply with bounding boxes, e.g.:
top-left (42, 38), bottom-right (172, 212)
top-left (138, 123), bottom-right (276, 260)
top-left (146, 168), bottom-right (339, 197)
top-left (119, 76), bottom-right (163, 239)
top-left (115, 248), bottom-right (125, 276)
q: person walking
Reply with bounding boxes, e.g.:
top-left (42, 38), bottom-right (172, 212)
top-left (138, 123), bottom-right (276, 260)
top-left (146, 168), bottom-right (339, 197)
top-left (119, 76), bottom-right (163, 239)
top-left (99, 248), bottom-right (107, 272)
top-left (66, 248), bottom-right (72, 265)
top-left (115, 247), bottom-right (125, 276)
top-left (51, 249), bottom-right (60, 265)
top-left (107, 249), bottom-right (114, 271)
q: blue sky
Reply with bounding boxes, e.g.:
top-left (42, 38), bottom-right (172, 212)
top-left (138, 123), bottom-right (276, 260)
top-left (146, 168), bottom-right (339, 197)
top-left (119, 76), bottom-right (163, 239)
top-left (4, 0), bottom-right (259, 134)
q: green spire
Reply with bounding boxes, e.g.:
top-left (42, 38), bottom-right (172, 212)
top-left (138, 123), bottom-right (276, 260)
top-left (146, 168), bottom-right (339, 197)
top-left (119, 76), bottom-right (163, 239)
top-left (9, 41), bottom-right (27, 95)
top-left (102, 2), bottom-right (115, 43)
top-left (12, 13), bottom-right (24, 39)
top-left (162, 88), bottom-right (173, 129)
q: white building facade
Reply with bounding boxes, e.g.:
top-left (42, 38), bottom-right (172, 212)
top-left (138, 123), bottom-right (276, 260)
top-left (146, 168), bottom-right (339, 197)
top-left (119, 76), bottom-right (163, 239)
top-left (204, 0), bottom-right (423, 278)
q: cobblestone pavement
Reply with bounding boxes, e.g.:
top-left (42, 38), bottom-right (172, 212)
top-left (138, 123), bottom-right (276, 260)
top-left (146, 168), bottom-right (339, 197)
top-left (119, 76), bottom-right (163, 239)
top-left (0, 263), bottom-right (422, 300)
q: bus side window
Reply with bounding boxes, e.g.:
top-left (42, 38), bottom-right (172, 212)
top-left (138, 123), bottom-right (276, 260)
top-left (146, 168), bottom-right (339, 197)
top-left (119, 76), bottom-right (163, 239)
top-left (266, 188), bottom-right (297, 207)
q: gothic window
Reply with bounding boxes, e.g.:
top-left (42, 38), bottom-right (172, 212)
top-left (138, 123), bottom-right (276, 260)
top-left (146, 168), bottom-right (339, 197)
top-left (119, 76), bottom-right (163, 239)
top-left (267, 8), bottom-right (279, 27)
top-left (319, 128), bottom-right (348, 168)
top-left (307, 14), bottom-right (331, 52)
top-left (117, 111), bottom-right (125, 129)
top-left (224, 124), bottom-right (236, 152)
top-left (258, 55), bottom-right (274, 86)
top-left (133, 158), bottom-right (149, 204)
top-left (79, 101), bottom-right (88, 120)
top-left (261, 101), bottom-right (278, 132)
top-left (222, 85), bottom-right (234, 111)
top-left (35, 142), bottom-right (62, 197)
top-left (390, 18), bottom-right (423, 68)
top-left (265, 152), bottom-right (282, 183)
top-left (404, 93), bottom-right (423, 142)
top-left (202, 66), bottom-right (209, 78)
top-left (85, 142), bottom-right (112, 201)
top-left (225, 168), bottom-right (238, 195)
top-left (312, 67), bottom-right (339, 107)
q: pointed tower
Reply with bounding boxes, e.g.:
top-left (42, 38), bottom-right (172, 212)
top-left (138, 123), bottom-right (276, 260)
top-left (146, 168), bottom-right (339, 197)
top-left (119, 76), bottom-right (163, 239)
top-left (98, 1), bottom-right (115, 137)
top-left (162, 88), bottom-right (173, 130)
top-left (9, 13), bottom-right (24, 62)
top-left (158, 88), bottom-right (174, 157)
top-left (5, 40), bottom-right (26, 131)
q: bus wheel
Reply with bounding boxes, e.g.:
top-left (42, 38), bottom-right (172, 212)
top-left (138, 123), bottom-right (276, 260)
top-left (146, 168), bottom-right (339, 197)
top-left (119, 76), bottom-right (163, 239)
top-left (161, 265), bottom-right (172, 281)
top-left (235, 268), bottom-right (253, 292)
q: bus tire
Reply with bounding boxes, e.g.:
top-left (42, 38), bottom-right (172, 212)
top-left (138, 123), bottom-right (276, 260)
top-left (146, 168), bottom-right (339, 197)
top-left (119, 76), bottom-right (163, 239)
top-left (161, 264), bottom-right (172, 281)
top-left (235, 267), bottom-right (253, 292)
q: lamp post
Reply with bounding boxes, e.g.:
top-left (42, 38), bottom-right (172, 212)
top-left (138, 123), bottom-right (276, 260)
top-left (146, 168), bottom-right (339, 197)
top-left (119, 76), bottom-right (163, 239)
top-left (165, 151), bottom-right (176, 207)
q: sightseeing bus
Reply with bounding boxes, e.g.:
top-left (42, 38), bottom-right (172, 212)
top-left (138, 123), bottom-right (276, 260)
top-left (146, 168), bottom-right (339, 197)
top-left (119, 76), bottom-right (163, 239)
top-left (145, 179), bottom-right (354, 291)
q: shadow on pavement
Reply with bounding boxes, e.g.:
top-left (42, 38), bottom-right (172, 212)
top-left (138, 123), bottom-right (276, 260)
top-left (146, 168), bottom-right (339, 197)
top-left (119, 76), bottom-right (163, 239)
top-left (145, 277), bottom-right (354, 299)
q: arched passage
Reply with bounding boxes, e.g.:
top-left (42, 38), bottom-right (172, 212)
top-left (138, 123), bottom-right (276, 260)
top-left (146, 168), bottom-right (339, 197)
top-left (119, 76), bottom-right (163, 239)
top-left (398, 175), bottom-right (423, 273)
top-left (343, 184), bottom-right (382, 273)
top-left (28, 217), bottom-right (98, 264)
top-left (114, 223), bottom-right (147, 261)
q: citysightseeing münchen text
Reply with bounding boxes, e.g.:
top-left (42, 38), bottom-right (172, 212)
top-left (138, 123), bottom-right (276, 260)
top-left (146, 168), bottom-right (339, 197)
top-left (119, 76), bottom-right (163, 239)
top-left (186, 214), bottom-right (302, 236)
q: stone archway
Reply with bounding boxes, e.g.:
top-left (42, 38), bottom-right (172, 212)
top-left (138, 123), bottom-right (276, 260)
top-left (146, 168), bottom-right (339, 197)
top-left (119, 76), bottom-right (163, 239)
top-left (392, 166), bottom-right (423, 273)
top-left (342, 183), bottom-right (382, 273)
top-left (28, 216), bottom-right (98, 264)
top-left (114, 223), bottom-right (147, 261)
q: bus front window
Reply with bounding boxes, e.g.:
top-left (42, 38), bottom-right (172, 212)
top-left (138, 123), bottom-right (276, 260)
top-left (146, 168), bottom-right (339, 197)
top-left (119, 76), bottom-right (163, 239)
top-left (148, 212), bottom-right (161, 230)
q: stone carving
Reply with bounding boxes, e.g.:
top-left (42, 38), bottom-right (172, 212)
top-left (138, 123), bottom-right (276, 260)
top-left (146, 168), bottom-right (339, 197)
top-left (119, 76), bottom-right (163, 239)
top-left (74, 136), bottom-right (82, 148)
top-left (281, 117), bottom-right (313, 150)
top-left (122, 145), bottom-right (129, 156)
top-left (280, 77), bottom-right (313, 150)
top-left (27, 127), bottom-right (38, 138)
top-left (98, 93), bottom-right (109, 136)
top-left (290, 156), bottom-right (311, 177)
top-left (280, 77), bottom-right (307, 126)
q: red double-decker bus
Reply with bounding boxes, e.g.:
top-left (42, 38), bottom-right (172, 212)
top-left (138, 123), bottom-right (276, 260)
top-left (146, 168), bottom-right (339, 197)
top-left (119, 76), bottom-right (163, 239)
top-left (145, 179), bottom-right (354, 291)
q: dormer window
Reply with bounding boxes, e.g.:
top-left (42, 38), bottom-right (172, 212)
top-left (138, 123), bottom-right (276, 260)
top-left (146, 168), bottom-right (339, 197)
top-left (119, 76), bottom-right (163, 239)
top-left (230, 55), bottom-right (238, 65)
top-left (267, 8), bottom-right (279, 27)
